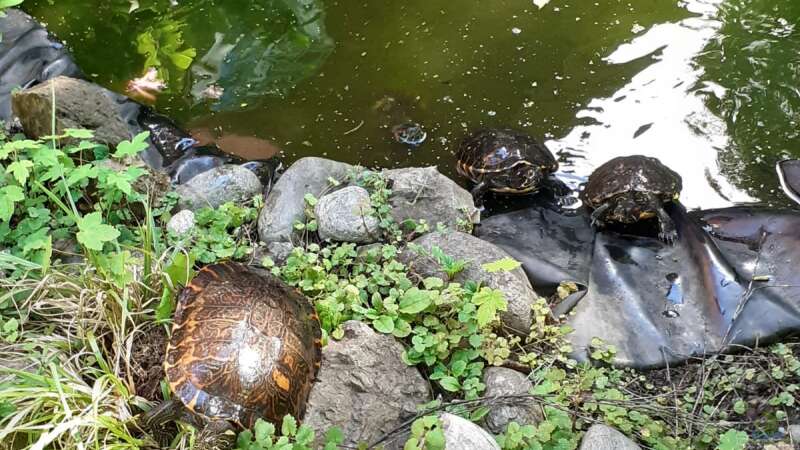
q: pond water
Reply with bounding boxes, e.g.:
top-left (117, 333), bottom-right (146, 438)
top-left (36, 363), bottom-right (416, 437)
top-left (22, 0), bottom-right (800, 209)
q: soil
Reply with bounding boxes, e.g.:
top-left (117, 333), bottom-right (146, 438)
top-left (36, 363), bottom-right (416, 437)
top-left (128, 324), bottom-right (169, 402)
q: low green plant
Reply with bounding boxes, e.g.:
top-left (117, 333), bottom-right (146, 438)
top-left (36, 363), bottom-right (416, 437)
top-left (235, 415), bottom-right (343, 450)
top-left (167, 199), bottom-right (260, 264)
top-left (270, 242), bottom-right (507, 399)
top-left (403, 415), bottom-right (445, 450)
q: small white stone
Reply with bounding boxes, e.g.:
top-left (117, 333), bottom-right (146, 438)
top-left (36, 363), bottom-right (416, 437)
top-left (167, 210), bottom-right (195, 235)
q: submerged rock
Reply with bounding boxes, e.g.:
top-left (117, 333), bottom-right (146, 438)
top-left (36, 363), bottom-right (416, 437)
top-left (482, 367), bottom-right (542, 433)
top-left (303, 321), bottom-right (430, 448)
top-left (399, 231), bottom-right (538, 334)
top-left (12, 76), bottom-right (137, 146)
top-left (176, 164), bottom-right (262, 211)
top-left (383, 167), bottom-right (479, 232)
top-left (315, 186), bottom-right (380, 243)
top-left (439, 413), bottom-right (500, 450)
top-left (258, 157), bottom-right (355, 243)
top-left (579, 424), bottom-right (641, 450)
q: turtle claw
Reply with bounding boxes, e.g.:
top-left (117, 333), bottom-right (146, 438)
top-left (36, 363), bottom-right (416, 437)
top-left (658, 229), bottom-right (678, 245)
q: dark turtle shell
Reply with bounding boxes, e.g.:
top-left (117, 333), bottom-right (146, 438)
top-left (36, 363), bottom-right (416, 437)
top-left (165, 263), bottom-right (321, 429)
top-left (582, 155), bottom-right (682, 206)
top-left (456, 129), bottom-right (558, 192)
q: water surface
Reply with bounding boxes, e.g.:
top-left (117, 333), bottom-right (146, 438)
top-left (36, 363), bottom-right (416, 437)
top-left (22, 0), bottom-right (800, 209)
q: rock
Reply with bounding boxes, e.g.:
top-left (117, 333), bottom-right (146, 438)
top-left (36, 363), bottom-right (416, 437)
top-left (483, 367), bottom-right (542, 433)
top-left (399, 231), bottom-right (538, 334)
top-left (258, 157), bottom-right (355, 243)
top-left (303, 321), bottom-right (430, 448)
top-left (176, 164), bottom-right (262, 211)
top-left (11, 76), bottom-right (135, 146)
top-left (579, 424), bottom-right (641, 450)
top-left (0, 9), bottom-right (81, 121)
top-left (764, 443), bottom-right (793, 450)
top-left (315, 186), bottom-right (380, 243)
top-left (440, 413), bottom-right (500, 450)
top-left (166, 210), bottom-right (195, 235)
top-left (789, 424), bottom-right (800, 443)
top-left (253, 241), bottom-right (295, 266)
top-left (383, 167), bottom-right (479, 231)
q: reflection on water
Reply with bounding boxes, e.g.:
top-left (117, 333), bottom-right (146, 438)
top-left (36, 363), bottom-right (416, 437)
top-left (20, 0), bottom-right (800, 209)
top-left (699, 0), bottom-right (800, 206)
top-left (549, 0), bottom-right (756, 209)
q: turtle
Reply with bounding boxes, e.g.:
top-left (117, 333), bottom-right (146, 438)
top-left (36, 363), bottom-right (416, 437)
top-left (456, 128), bottom-right (571, 206)
top-left (392, 122), bottom-right (427, 146)
top-left (136, 263), bottom-right (322, 450)
top-left (581, 155), bottom-right (683, 244)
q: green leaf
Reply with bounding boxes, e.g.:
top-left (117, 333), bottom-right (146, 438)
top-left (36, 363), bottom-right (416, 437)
top-left (63, 128), bottom-right (95, 139)
top-left (155, 288), bottom-right (175, 323)
top-left (732, 400), bottom-right (746, 415)
top-left (398, 288), bottom-right (431, 314)
top-left (717, 429), bottom-right (748, 450)
top-left (481, 257), bottom-right (521, 273)
top-left (439, 376), bottom-right (461, 392)
top-left (280, 415), bottom-right (297, 437)
top-left (113, 131), bottom-right (150, 158)
top-left (294, 425), bottom-right (314, 446)
top-left (392, 318), bottom-right (412, 338)
top-left (472, 287), bottom-right (508, 328)
top-left (373, 315), bottom-right (395, 334)
top-left (323, 427), bottom-right (344, 445)
top-left (6, 160), bottom-right (33, 185)
top-left (169, 47), bottom-right (196, 69)
top-left (76, 212), bottom-right (120, 251)
top-left (0, 0), bottom-right (24, 9)
top-left (425, 428), bottom-right (445, 450)
top-left (66, 164), bottom-right (99, 186)
top-left (0, 185), bottom-right (24, 222)
top-left (254, 419), bottom-right (275, 443)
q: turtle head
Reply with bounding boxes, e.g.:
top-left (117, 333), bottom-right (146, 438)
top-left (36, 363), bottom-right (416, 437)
top-left (501, 162), bottom-right (545, 193)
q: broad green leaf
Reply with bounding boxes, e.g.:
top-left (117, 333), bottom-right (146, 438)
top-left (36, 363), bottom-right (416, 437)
top-left (63, 128), bottom-right (94, 139)
top-left (481, 257), bottom-right (521, 273)
top-left (294, 425), bottom-right (314, 446)
top-left (76, 212), bottom-right (120, 251)
top-left (169, 48), bottom-right (196, 69)
top-left (0, 0), bottom-right (24, 9)
top-left (323, 427), bottom-right (344, 445)
top-left (0, 185), bottom-right (24, 222)
top-left (66, 164), bottom-right (99, 186)
top-left (398, 288), bottom-right (431, 314)
top-left (254, 419), bottom-right (275, 443)
top-left (438, 376), bottom-right (461, 392)
top-left (392, 318), bottom-right (412, 338)
top-left (6, 160), bottom-right (32, 185)
top-left (425, 428), bottom-right (445, 450)
top-left (155, 288), bottom-right (174, 322)
top-left (113, 131), bottom-right (150, 158)
top-left (372, 315), bottom-right (395, 334)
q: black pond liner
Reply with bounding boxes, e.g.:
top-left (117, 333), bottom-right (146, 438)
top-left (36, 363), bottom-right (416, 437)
top-left (476, 201), bottom-right (800, 369)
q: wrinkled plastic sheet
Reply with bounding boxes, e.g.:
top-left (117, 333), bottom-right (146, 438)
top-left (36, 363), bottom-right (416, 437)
top-left (476, 204), bottom-right (800, 369)
top-left (0, 9), bottom-right (81, 122)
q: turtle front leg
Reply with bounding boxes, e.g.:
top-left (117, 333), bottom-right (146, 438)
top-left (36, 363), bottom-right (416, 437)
top-left (195, 420), bottom-right (237, 450)
top-left (470, 180), bottom-right (490, 211)
top-left (589, 203), bottom-right (611, 228)
top-left (135, 399), bottom-right (184, 446)
top-left (541, 176), bottom-right (577, 206)
top-left (655, 203), bottom-right (678, 245)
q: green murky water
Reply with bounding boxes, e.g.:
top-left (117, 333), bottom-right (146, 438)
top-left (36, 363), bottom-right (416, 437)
top-left (22, 0), bottom-right (800, 208)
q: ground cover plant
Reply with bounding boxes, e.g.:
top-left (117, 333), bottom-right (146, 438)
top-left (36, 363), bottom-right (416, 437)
top-left (0, 123), bottom-right (797, 450)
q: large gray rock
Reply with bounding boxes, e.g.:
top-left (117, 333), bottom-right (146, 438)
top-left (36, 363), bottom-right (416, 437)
top-left (176, 164), bottom-right (262, 211)
top-left (483, 367), bottom-right (542, 433)
top-left (579, 424), bottom-right (641, 450)
top-left (315, 186), bottom-right (380, 243)
top-left (440, 413), bottom-right (500, 450)
top-left (789, 424), bottom-right (800, 443)
top-left (304, 321), bottom-right (430, 448)
top-left (383, 167), bottom-right (479, 231)
top-left (399, 231), bottom-right (538, 334)
top-left (11, 76), bottom-right (134, 146)
top-left (258, 157), bottom-right (355, 243)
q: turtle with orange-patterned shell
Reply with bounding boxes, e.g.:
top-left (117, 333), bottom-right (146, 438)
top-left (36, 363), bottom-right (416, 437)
top-left (137, 262), bottom-right (321, 450)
